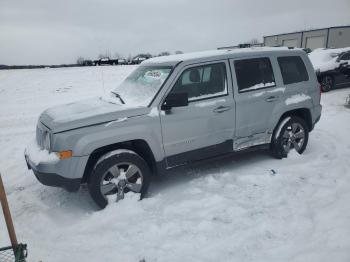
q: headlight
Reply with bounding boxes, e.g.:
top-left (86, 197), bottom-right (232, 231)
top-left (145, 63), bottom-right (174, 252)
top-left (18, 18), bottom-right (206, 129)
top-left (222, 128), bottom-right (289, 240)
top-left (43, 131), bottom-right (51, 151)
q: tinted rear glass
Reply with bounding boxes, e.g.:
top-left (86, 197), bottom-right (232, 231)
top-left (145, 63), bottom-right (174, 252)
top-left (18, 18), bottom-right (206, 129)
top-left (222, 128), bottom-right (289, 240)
top-left (277, 56), bottom-right (309, 85)
top-left (234, 57), bottom-right (275, 92)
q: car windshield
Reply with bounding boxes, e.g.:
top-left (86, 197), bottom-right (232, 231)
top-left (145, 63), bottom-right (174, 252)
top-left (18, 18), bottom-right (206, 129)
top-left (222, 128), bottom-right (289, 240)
top-left (108, 66), bottom-right (172, 106)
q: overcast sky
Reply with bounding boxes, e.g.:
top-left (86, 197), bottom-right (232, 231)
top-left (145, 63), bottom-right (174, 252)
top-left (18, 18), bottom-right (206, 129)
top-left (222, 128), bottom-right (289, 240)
top-left (1, 0), bottom-right (349, 65)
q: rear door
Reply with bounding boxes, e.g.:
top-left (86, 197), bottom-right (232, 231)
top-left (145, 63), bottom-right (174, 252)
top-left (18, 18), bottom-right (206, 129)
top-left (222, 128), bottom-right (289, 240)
top-left (230, 56), bottom-right (281, 150)
top-left (159, 61), bottom-right (235, 167)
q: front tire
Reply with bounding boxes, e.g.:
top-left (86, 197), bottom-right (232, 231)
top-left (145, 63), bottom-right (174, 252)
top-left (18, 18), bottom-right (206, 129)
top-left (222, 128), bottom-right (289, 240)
top-left (88, 150), bottom-right (151, 209)
top-left (320, 75), bottom-right (334, 92)
top-left (271, 116), bottom-right (309, 159)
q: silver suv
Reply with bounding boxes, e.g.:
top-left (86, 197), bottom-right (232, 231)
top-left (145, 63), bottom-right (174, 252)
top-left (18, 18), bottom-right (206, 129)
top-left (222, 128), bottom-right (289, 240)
top-left (25, 48), bottom-right (322, 208)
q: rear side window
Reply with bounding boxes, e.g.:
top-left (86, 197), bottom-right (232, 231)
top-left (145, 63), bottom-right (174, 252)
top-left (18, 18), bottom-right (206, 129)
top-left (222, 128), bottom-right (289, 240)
top-left (171, 63), bottom-right (227, 101)
top-left (234, 58), bottom-right (275, 92)
top-left (278, 56), bottom-right (309, 85)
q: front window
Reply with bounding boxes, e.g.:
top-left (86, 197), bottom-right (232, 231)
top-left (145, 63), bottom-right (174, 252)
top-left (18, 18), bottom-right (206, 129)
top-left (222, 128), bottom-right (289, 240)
top-left (170, 63), bottom-right (227, 101)
top-left (106, 66), bottom-right (172, 106)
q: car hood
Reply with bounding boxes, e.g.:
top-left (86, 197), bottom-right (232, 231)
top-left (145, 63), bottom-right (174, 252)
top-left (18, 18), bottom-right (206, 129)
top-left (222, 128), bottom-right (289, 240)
top-left (39, 97), bottom-right (149, 133)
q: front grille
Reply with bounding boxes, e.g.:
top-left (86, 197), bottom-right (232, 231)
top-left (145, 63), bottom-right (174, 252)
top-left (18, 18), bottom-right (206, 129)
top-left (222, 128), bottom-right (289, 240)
top-left (36, 126), bottom-right (45, 149)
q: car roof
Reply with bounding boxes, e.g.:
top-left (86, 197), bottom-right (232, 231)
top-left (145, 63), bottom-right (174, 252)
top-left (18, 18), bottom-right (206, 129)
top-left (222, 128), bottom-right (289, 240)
top-left (142, 47), bottom-right (304, 66)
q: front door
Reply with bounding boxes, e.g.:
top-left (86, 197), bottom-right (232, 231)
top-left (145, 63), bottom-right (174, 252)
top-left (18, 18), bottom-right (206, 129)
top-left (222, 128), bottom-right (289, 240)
top-left (159, 61), bottom-right (235, 167)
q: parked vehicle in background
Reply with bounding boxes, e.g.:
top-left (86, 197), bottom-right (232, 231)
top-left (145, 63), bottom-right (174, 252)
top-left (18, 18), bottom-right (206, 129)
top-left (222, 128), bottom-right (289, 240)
top-left (131, 57), bottom-right (147, 64)
top-left (132, 54), bottom-right (152, 64)
top-left (309, 48), bottom-right (350, 92)
top-left (25, 48), bottom-right (321, 208)
top-left (118, 58), bottom-right (128, 65)
top-left (94, 57), bottom-right (119, 66)
top-left (82, 60), bottom-right (94, 66)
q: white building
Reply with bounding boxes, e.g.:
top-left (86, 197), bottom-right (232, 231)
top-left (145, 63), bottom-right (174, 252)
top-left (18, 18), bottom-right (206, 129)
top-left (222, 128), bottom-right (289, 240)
top-left (264, 25), bottom-right (350, 50)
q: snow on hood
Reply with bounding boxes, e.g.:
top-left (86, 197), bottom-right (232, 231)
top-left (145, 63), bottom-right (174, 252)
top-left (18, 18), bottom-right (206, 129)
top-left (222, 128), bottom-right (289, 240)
top-left (309, 47), bottom-right (350, 72)
top-left (40, 97), bottom-right (148, 133)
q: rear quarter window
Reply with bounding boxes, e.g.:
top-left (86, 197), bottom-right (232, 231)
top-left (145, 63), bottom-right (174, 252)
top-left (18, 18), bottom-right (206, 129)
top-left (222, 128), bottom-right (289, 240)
top-left (277, 56), bottom-right (309, 85)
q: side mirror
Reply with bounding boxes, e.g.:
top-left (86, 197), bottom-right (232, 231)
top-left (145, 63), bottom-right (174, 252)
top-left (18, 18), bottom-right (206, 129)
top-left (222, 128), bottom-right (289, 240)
top-left (161, 92), bottom-right (188, 111)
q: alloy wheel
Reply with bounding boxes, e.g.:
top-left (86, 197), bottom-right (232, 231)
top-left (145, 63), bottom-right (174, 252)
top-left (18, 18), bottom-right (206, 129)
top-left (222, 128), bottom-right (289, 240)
top-left (100, 162), bottom-right (143, 201)
top-left (281, 122), bottom-right (305, 154)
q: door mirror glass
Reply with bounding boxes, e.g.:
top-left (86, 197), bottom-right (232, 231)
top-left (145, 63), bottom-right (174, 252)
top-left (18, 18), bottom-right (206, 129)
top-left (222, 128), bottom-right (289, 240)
top-left (161, 92), bottom-right (188, 110)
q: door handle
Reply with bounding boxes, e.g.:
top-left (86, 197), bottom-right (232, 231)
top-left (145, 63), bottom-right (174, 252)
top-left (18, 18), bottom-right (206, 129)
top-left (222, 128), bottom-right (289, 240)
top-left (213, 105), bottom-right (232, 113)
top-left (265, 96), bottom-right (278, 102)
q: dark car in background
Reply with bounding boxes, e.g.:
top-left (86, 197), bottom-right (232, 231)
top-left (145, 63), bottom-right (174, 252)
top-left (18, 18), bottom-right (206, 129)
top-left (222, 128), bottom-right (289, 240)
top-left (309, 48), bottom-right (350, 92)
top-left (94, 57), bottom-right (119, 66)
top-left (117, 58), bottom-right (128, 65)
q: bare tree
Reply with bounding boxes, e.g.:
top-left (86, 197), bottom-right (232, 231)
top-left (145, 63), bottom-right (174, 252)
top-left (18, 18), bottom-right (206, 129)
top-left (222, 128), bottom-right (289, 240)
top-left (98, 50), bottom-right (111, 59)
top-left (249, 38), bottom-right (259, 45)
top-left (127, 54), bottom-right (132, 62)
top-left (158, 51), bottom-right (171, 56)
top-left (135, 53), bottom-right (152, 59)
top-left (127, 53), bottom-right (132, 63)
top-left (76, 56), bottom-right (85, 65)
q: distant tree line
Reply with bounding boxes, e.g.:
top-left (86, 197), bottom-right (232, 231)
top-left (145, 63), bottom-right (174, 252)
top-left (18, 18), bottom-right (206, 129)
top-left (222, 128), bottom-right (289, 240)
top-left (0, 50), bottom-right (185, 70)
top-left (76, 50), bottom-right (184, 66)
top-left (0, 63), bottom-right (82, 70)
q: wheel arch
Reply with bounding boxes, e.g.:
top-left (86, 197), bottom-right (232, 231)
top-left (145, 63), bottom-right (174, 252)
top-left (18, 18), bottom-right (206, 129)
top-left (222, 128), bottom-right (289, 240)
top-left (81, 139), bottom-right (157, 184)
top-left (276, 108), bottom-right (312, 132)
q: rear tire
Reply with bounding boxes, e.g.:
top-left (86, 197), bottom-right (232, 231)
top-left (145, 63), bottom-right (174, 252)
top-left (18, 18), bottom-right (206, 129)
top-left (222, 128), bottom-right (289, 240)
top-left (320, 75), bottom-right (334, 92)
top-left (271, 116), bottom-right (309, 159)
top-left (88, 150), bottom-right (151, 209)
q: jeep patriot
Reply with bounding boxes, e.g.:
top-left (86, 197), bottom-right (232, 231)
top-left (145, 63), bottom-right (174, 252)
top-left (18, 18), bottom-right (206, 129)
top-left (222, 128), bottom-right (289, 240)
top-left (25, 48), bottom-right (322, 208)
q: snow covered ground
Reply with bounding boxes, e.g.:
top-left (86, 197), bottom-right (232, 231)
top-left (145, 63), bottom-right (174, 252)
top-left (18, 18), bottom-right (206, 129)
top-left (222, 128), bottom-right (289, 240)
top-left (0, 66), bottom-right (350, 262)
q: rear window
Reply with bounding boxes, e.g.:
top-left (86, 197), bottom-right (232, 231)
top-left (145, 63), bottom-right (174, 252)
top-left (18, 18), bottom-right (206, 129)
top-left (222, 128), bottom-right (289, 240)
top-left (234, 58), bottom-right (275, 92)
top-left (278, 56), bottom-right (309, 85)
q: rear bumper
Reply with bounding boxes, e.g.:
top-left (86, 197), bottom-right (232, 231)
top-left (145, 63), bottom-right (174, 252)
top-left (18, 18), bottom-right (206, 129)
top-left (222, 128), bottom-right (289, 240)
top-left (311, 104), bottom-right (322, 130)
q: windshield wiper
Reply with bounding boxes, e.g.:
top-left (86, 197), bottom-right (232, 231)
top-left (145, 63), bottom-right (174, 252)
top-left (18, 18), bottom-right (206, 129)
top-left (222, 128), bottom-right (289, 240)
top-left (111, 91), bottom-right (125, 104)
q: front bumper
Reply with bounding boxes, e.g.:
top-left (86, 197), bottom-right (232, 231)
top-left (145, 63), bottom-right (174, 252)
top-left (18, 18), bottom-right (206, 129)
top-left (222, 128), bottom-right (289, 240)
top-left (24, 149), bottom-right (88, 192)
top-left (32, 167), bottom-right (80, 192)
